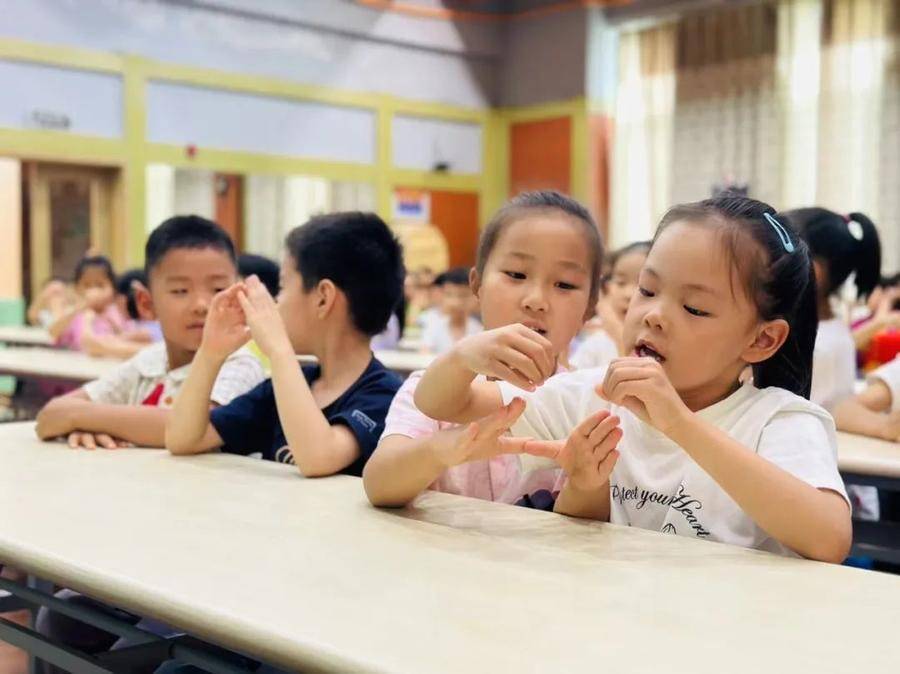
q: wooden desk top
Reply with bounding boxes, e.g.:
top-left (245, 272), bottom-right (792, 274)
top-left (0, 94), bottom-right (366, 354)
top-left (0, 423), bottom-right (898, 673)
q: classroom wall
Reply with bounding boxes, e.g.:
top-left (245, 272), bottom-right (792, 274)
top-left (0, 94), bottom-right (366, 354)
top-left (0, 0), bottom-right (500, 109)
top-left (499, 7), bottom-right (589, 107)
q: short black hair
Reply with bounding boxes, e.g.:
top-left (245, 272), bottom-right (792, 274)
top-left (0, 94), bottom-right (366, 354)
top-left (440, 267), bottom-right (471, 287)
top-left (238, 253), bottom-right (280, 297)
top-left (115, 268), bottom-right (147, 320)
top-left (285, 212), bottom-right (404, 336)
top-left (144, 215), bottom-right (236, 279)
top-left (74, 256), bottom-right (115, 285)
top-left (476, 190), bottom-right (604, 311)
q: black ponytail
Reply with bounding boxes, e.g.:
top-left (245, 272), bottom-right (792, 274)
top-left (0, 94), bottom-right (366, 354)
top-left (657, 196), bottom-right (818, 398)
top-left (780, 207), bottom-right (881, 300)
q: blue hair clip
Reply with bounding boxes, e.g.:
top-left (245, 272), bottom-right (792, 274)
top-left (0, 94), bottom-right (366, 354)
top-left (763, 213), bottom-right (795, 253)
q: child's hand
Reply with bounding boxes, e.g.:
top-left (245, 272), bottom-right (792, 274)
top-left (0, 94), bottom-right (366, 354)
top-left (597, 357), bottom-right (691, 436)
top-left (523, 410), bottom-right (621, 491)
top-left (236, 275), bottom-right (294, 359)
top-left (201, 283), bottom-right (251, 360)
top-left (453, 324), bottom-right (555, 391)
top-left (433, 397), bottom-right (534, 468)
top-left (66, 432), bottom-right (132, 450)
top-left (878, 410), bottom-right (900, 442)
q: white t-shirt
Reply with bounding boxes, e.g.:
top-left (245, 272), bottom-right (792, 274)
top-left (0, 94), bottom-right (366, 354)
top-left (421, 314), bottom-right (482, 355)
top-left (83, 342), bottom-right (265, 408)
top-left (570, 331), bottom-right (619, 370)
top-left (499, 367), bottom-right (849, 557)
top-left (811, 318), bottom-right (857, 411)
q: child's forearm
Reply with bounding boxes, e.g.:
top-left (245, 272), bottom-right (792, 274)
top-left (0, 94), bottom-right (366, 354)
top-left (268, 350), bottom-right (355, 476)
top-left (554, 481), bottom-right (611, 521)
top-left (668, 417), bottom-right (852, 562)
top-left (82, 334), bottom-right (144, 360)
top-left (166, 348), bottom-right (223, 454)
top-left (363, 435), bottom-right (447, 507)
top-left (415, 351), bottom-right (478, 419)
top-left (833, 398), bottom-right (895, 439)
top-left (59, 402), bottom-right (170, 447)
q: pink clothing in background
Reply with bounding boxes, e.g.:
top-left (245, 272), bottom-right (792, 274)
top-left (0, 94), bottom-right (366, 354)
top-left (380, 370), bottom-right (565, 506)
top-left (56, 305), bottom-right (130, 351)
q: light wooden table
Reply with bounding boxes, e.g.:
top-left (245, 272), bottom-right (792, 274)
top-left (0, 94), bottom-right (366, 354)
top-left (0, 326), bottom-right (53, 348)
top-left (0, 422), bottom-right (898, 673)
top-left (0, 346), bottom-right (120, 383)
top-left (837, 431), bottom-right (900, 562)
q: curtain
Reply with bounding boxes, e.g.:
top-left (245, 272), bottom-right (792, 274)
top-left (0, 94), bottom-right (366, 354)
top-left (609, 23), bottom-right (676, 247)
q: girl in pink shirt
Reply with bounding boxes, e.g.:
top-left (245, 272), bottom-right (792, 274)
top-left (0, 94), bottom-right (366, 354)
top-left (363, 191), bottom-right (604, 509)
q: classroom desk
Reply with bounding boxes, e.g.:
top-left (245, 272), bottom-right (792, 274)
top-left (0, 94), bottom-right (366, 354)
top-left (0, 347), bottom-right (120, 383)
top-left (298, 350), bottom-right (434, 376)
top-left (0, 326), bottom-right (53, 348)
top-left (0, 422), bottom-right (899, 673)
top-left (837, 431), bottom-right (900, 563)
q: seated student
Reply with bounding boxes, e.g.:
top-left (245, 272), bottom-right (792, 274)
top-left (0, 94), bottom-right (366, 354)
top-left (166, 212), bottom-right (405, 477)
top-left (35, 216), bottom-right (265, 449)
top-left (416, 196), bottom-right (851, 563)
top-left (26, 276), bottom-right (75, 329)
top-left (115, 267), bottom-right (163, 342)
top-left (420, 266), bottom-right (483, 354)
top-left (782, 207), bottom-right (882, 521)
top-left (572, 241), bottom-right (651, 369)
top-left (364, 191), bottom-right (603, 509)
top-left (237, 252), bottom-right (280, 296)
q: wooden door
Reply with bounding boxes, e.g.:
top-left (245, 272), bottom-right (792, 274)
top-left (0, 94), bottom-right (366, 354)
top-left (428, 190), bottom-right (480, 269)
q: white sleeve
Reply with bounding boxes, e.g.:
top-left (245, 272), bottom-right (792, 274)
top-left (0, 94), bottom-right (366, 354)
top-left (82, 359), bottom-right (141, 405)
top-left (570, 333), bottom-right (618, 370)
top-left (868, 357), bottom-right (900, 412)
top-left (210, 352), bottom-right (266, 406)
top-left (757, 411), bottom-right (850, 506)
top-left (498, 368), bottom-right (608, 441)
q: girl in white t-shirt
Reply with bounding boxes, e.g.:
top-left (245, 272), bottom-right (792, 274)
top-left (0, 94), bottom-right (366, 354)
top-left (779, 208), bottom-right (881, 411)
top-left (415, 195), bottom-right (852, 562)
top-left (781, 207), bottom-right (882, 520)
top-left (571, 241), bottom-right (651, 370)
top-left (363, 191), bottom-right (603, 508)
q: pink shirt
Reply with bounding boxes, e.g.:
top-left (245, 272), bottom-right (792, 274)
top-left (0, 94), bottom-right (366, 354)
top-left (56, 305), bottom-right (130, 351)
top-left (380, 370), bottom-right (565, 506)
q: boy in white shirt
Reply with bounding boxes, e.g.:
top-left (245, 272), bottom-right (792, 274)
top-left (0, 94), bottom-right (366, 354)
top-left (36, 215), bottom-right (264, 448)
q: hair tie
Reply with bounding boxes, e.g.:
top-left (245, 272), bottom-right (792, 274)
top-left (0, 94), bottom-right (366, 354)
top-left (763, 213), bottom-right (795, 253)
top-left (846, 217), bottom-right (864, 242)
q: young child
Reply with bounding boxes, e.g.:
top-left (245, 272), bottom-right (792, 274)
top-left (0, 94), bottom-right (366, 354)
top-left (780, 208), bottom-right (881, 411)
top-left (26, 277), bottom-right (75, 330)
top-left (165, 212), bottom-right (405, 477)
top-left (421, 266), bottom-right (483, 354)
top-left (363, 191), bottom-right (603, 508)
top-left (416, 196), bottom-right (851, 562)
top-left (238, 252), bottom-right (280, 297)
top-left (51, 255), bottom-right (125, 351)
top-left (115, 268), bottom-right (163, 342)
top-left (35, 216), bottom-right (264, 449)
top-left (571, 241), bottom-right (651, 369)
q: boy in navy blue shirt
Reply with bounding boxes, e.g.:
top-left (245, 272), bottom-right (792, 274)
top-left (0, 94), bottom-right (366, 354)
top-left (166, 212), bottom-right (405, 476)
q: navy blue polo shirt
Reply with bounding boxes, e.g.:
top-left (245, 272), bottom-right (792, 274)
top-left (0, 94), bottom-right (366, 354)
top-left (210, 357), bottom-right (402, 476)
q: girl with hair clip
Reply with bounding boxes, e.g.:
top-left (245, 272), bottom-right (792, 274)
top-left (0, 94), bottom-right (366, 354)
top-left (416, 196), bottom-right (852, 562)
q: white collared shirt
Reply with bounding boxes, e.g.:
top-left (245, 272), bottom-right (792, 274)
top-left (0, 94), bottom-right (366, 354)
top-left (83, 342), bottom-right (264, 407)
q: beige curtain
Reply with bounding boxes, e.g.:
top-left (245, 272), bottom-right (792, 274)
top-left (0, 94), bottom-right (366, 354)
top-left (777, 0), bottom-right (824, 207)
top-left (609, 23), bottom-right (676, 247)
top-left (670, 3), bottom-right (782, 207)
top-left (816, 0), bottom-right (893, 264)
